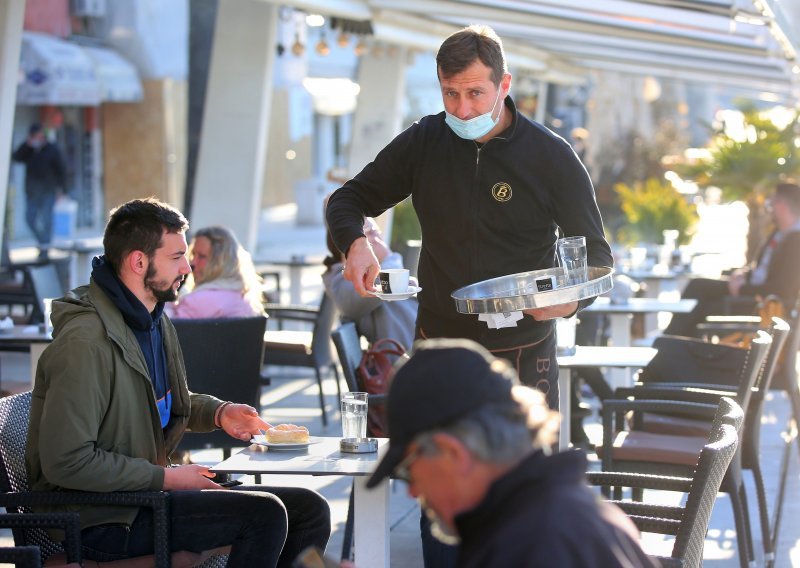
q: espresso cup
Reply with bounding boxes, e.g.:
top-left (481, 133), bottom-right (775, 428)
top-left (379, 268), bottom-right (409, 294)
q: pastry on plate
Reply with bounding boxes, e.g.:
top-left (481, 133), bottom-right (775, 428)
top-left (264, 423), bottom-right (309, 444)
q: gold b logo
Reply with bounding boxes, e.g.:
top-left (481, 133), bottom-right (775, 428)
top-left (491, 182), bottom-right (512, 202)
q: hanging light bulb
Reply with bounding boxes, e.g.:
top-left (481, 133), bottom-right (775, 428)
top-left (316, 33), bottom-right (330, 56)
top-left (371, 43), bottom-right (384, 58)
top-left (337, 32), bottom-right (350, 48)
top-left (354, 37), bottom-right (367, 56)
top-left (291, 32), bottom-right (304, 56)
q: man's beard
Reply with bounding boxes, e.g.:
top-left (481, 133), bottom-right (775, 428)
top-left (144, 263), bottom-right (182, 303)
top-left (420, 497), bottom-right (460, 546)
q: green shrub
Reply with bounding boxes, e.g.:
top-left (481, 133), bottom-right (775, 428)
top-left (389, 197), bottom-right (421, 251)
top-left (614, 178), bottom-right (698, 245)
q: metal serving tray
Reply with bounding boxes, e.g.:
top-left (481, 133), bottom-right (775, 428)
top-left (451, 266), bottom-right (614, 314)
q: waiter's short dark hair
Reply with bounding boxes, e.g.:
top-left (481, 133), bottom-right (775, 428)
top-left (775, 182), bottom-right (800, 215)
top-left (104, 198), bottom-right (188, 274)
top-left (436, 25), bottom-right (507, 86)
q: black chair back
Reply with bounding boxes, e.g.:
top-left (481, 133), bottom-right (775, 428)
top-left (173, 316), bottom-right (267, 454)
top-left (331, 322), bottom-right (364, 393)
top-left (0, 391), bottom-right (62, 559)
top-left (311, 293), bottom-right (339, 369)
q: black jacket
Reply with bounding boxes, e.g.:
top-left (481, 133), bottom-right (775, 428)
top-left (327, 97), bottom-right (612, 349)
top-left (454, 451), bottom-right (656, 568)
top-left (741, 229), bottom-right (800, 308)
top-left (12, 141), bottom-right (66, 196)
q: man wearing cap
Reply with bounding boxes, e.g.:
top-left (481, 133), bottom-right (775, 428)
top-left (367, 339), bottom-right (654, 568)
top-left (12, 123), bottom-right (67, 259)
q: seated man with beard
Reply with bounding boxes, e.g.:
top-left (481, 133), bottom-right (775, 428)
top-left (27, 198), bottom-right (330, 566)
top-left (365, 339), bottom-right (655, 568)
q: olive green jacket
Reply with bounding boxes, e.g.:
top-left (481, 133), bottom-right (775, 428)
top-left (25, 280), bottom-right (223, 530)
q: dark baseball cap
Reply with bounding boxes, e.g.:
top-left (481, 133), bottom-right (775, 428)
top-left (366, 338), bottom-right (519, 489)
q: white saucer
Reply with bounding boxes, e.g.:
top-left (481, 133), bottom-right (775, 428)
top-left (370, 285), bottom-right (421, 301)
top-left (251, 435), bottom-right (320, 450)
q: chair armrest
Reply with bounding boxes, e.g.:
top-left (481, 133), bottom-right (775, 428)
top-left (585, 471), bottom-right (692, 493)
top-left (696, 321), bottom-right (760, 338)
top-left (0, 513), bottom-right (81, 563)
top-left (0, 545), bottom-right (42, 568)
top-left (0, 491), bottom-right (170, 568)
top-left (613, 385), bottom-right (736, 405)
top-left (263, 303), bottom-right (319, 315)
top-left (264, 304), bottom-right (320, 326)
top-left (614, 501), bottom-right (684, 520)
top-left (628, 514), bottom-right (682, 536)
top-left (703, 315), bottom-right (761, 324)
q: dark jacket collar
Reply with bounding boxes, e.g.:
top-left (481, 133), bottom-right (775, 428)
top-left (91, 255), bottom-right (164, 331)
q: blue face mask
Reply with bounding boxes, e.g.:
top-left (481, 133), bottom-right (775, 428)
top-left (445, 87), bottom-right (503, 140)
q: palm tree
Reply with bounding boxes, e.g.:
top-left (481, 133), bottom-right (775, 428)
top-left (674, 104), bottom-right (800, 261)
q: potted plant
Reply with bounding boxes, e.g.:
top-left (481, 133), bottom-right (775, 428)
top-left (614, 177), bottom-right (698, 248)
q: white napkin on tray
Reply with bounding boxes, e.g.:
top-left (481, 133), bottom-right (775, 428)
top-left (478, 312), bottom-right (523, 329)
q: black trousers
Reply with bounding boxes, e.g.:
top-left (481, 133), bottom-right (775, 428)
top-left (80, 485), bottom-right (331, 568)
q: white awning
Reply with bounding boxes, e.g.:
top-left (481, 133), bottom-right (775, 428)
top-left (82, 45), bottom-right (143, 103)
top-left (16, 32), bottom-right (143, 106)
top-left (17, 31), bottom-right (100, 106)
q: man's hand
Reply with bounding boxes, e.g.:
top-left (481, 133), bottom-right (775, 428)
top-left (343, 237), bottom-right (381, 296)
top-left (219, 403), bottom-right (271, 442)
top-left (523, 301), bottom-right (578, 321)
top-left (163, 464), bottom-right (221, 490)
top-left (728, 272), bottom-right (746, 296)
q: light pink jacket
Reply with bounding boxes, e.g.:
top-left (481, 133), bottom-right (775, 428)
top-left (164, 288), bottom-right (261, 319)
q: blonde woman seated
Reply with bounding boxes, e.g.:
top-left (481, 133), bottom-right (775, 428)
top-left (166, 226), bottom-right (266, 319)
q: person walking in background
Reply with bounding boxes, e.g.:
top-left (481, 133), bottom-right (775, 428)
top-left (323, 216), bottom-right (417, 349)
top-left (664, 181), bottom-right (800, 336)
top-left (365, 339), bottom-right (655, 568)
top-left (27, 198), bottom-right (330, 566)
top-left (11, 123), bottom-right (67, 259)
top-left (165, 225), bottom-right (266, 319)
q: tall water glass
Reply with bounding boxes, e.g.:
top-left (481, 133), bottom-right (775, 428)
top-left (557, 236), bottom-right (588, 286)
top-left (341, 392), bottom-right (368, 439)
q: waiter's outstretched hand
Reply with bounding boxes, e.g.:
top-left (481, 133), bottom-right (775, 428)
top-left (344, 237), bottom-right (381, 296)
top-left (524, 301), bottom-right (578, 321)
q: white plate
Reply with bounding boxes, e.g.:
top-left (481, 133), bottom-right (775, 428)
top-left (251, 435), bottom-right (320, 450)
top-left (369, 285), bottom-right (422, 301)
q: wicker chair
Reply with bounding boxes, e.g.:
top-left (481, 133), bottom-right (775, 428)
top-left (599, 331), bottom-right (772, 568)
top-left (588, 397), bottom-right (742, 568)
top-left (0, 391), bottom-right (229, 567)
top-left (624, 317), bottom-right (790, 567)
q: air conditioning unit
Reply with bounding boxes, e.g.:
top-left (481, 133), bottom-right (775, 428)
top-left (69, 0), bottom-right (107, 18)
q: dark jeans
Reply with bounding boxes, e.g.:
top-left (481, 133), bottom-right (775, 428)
top-left (25, 192), bottom-right (55, 247)
top-left (80, 486), bottom-right (330, 568)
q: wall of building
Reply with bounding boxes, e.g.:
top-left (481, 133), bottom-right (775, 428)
top-left (102, 79), bottom-right (186, 208)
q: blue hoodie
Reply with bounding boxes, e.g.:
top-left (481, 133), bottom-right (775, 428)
top-left (91, 255), bottom-right (172, 428)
